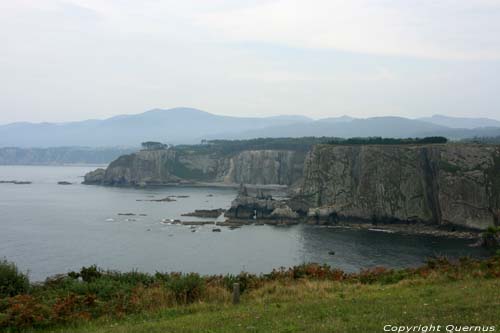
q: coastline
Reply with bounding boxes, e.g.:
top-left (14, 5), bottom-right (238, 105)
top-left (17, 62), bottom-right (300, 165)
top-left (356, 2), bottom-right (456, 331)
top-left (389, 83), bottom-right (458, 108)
top-left (83, 181), bottom-right (484, 240)
top-left (220, 218), bottom-right (483, 239)
top-left (82, 180), bottom-right (290, 190)
top-left (316, 222), bottom-right (481, 239)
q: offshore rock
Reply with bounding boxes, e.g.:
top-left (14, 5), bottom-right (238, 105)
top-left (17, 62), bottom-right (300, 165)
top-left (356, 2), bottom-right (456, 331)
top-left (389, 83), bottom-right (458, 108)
top-left (225, 185), bottom-right (298, 222)
top-left (82, 168), bottom-right (106, 184)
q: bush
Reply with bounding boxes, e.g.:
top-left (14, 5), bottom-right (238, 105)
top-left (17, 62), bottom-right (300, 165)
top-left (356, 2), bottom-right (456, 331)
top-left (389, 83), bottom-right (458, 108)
top-left (0, 295), bottom-right (50, 329)
top-left (481, 227), bottom-right (500, 250)
top-left (79, 265), bottom-right (102, 282)
top-left (327, 136), bottom-right (447, 145)
top-left (166, 273), bottom-right (205, 304)
top-left (357, 267), bottom-right (409, 285)
top-left (222, 272), bottom-right (259, 293)
top-left (0, 259), bottom-right (29, 297)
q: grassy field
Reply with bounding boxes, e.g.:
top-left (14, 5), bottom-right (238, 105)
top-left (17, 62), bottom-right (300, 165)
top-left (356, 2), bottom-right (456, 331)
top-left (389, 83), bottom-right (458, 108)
top-left (2, 257), bottom-right (500, 333)
top-left (36, 274), bottom-right (500, 333)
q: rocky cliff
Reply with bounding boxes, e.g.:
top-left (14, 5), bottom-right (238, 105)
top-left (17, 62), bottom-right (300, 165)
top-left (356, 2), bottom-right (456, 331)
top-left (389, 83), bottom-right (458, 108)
top-left (83, 148), bottom-right (305, 186)
top-left (84, 142), bottom-right (500, 230)
top-left (292, 144), bottom-right (500, 230)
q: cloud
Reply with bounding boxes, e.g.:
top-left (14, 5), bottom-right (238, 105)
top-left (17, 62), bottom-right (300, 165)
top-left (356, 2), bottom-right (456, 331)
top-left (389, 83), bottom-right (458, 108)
top-left (194, 0), bottom-right (500, 60)
top-left (1, 0), bottom-right (500, 123)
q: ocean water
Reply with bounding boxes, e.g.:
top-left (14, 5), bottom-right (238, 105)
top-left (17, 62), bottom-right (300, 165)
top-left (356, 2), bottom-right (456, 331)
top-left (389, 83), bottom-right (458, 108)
top-left (0, 165), bottom-right (488, 281)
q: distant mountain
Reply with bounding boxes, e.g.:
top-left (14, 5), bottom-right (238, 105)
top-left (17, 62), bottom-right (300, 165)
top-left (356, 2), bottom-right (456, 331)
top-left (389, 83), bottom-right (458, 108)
top-left (418, 115), bottom-right (500, 129)
top-left (1, 108), bottom-right (500, 148)
top-left (318, 115), bottom-right (357, 123)
top-left (0, 108), bottom-right (312, 147)
top-left (210, 116), bottom-right (450, 140)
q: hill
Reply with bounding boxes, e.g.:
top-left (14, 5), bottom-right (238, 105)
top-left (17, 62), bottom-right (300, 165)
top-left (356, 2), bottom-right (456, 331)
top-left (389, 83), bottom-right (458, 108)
top-left (0, 108), bottom-right (312, 147)
top-left (419, 114), bottom-right (500, 129)
top-left (1, 108), bottom-right (500, 147)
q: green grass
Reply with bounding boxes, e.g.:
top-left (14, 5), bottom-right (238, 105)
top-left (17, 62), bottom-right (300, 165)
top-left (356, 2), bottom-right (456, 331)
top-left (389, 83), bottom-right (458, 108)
top-left (35, 277), bottom-right (500, 333)
top-left (3, 258), bottom-right (500, 332)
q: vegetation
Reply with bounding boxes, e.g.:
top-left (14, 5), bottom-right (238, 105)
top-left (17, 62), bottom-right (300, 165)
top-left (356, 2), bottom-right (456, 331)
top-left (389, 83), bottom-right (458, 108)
top-left (327, 136), bottom-right (448, 145)
top-left (173, 136), bottom-right (449, 157)
top-left (141, 142), bottom-right (169, 150)
top-left (0, 259), bottom-right (29, 298)
top-left (438, 160), bottom-right (462, 174)
top-left (177, 137), bottom-right (336, 155)
top-left (482, 226), bottom-right (500, 250)
top-left (1, 256), bottom-right (500, 331)
top-left (461, 136), bottom-right (500, 144)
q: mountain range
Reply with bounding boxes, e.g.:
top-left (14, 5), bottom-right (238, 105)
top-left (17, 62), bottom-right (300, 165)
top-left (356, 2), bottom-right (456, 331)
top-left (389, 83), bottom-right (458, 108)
top-left (1, 108), bottom-right (500, 147)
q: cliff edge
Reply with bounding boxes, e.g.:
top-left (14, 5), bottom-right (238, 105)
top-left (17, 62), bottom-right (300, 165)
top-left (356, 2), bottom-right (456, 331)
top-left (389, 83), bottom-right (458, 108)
top-left (292, 144), bottom-right (500, 230)
top-left (84, 142), bottom-right (500, 230)
top-left (83, 148), bottom-right (305, 186)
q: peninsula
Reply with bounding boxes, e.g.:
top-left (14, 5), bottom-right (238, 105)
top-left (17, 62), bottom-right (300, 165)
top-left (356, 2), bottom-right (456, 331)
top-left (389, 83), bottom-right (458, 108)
top-left (84, 138), bottom-right (500, 231)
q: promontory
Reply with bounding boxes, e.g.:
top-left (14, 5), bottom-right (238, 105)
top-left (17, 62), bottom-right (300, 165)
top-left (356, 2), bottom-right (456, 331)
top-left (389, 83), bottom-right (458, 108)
top-left (84, 138), bottom-right (500, 231)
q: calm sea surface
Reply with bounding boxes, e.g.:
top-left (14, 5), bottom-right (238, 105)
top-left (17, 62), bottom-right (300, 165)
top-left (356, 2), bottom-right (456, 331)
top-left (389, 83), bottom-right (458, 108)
top-left (0, 165), bottom-right (488, 281)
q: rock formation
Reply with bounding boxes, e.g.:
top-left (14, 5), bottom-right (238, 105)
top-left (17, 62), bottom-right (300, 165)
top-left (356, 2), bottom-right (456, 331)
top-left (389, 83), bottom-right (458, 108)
top-left (292, 144), bottom-right (500, 230)
top-left (83, 148), bottom-right (304, 186)
top-left (83, 142), bottom-right (500, 230)
top-left (225, 184), bottom-right (299, 223)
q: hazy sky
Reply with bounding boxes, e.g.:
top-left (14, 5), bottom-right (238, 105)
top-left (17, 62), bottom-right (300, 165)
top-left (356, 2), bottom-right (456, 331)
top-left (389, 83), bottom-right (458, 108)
top-left (1, 0), bottom-right (500, 123)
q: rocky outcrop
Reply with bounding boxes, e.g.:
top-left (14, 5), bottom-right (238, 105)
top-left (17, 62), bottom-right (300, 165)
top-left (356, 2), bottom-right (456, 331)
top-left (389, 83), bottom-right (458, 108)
top-left (292, 144), bottom-right (500, 230)
top-left (84, 142), bottom-right (500, 230)
top-left (91, 150), bottom-right (179, 186)
top-left (0, 180), bottom-right (32, 185)
top-left (181, 209), bottom-right (226, 218)
top-left (225, 185), bottom-right (299, 223)
top-left (83, 148), bottom-right (305, 186)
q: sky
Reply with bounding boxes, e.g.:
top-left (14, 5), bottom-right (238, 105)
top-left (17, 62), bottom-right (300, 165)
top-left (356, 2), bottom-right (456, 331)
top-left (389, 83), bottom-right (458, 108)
top-left (1, 0), bottom-right (500, 124)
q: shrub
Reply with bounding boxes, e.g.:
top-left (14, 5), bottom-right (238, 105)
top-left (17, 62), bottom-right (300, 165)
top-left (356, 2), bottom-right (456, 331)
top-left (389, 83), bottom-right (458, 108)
top-left (79, 265), bottom-right (102, 282)
top-left (328, 136), bottom-right (447, 146)
top-left (128, 284), bottom-right (175, 311)
top-left (481, 227), bottom-right (500, 250)
top-left (108, 270), bottom-right (155, 286)
top-left (0, 259), bottom-right (29, 297)
top-left (425, 256), bottom-right (451, 269)
top-left (166, 273), bottom-right (205, 304)
top-left (0, 295), bottom-right (50, 329)
top-left (222, 272), bottom-right (260, 293)
top-left (51, 294), bottom-right (95, 324)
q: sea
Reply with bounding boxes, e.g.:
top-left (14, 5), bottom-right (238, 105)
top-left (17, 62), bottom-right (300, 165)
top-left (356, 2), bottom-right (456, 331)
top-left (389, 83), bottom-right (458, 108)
top-left (0, 165), bottom-right (488, 281)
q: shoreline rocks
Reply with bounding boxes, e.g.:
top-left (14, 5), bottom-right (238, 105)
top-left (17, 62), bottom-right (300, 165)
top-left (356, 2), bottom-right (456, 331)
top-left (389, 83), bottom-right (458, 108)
top-left (224, 185), bottom-right (300, 225)
top-left (0, 180), bottom-right (32, 185)
top-left (136, 197), bottom-right (176, 202)
top-left (181, 209), bottom-right (225, 218)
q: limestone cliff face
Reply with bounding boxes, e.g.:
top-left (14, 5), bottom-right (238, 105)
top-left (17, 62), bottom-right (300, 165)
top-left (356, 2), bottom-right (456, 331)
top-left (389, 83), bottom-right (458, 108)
top-left (294, 144), bottom-right (500, 230)
top-left (223, 150), bottom-right (304, 185)
top-left (83, 149), bottom-right (304, 186)
top-left (93, 150), bottom-right (179, 186)
top-left (84, 143), bottom-right (500, 230)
